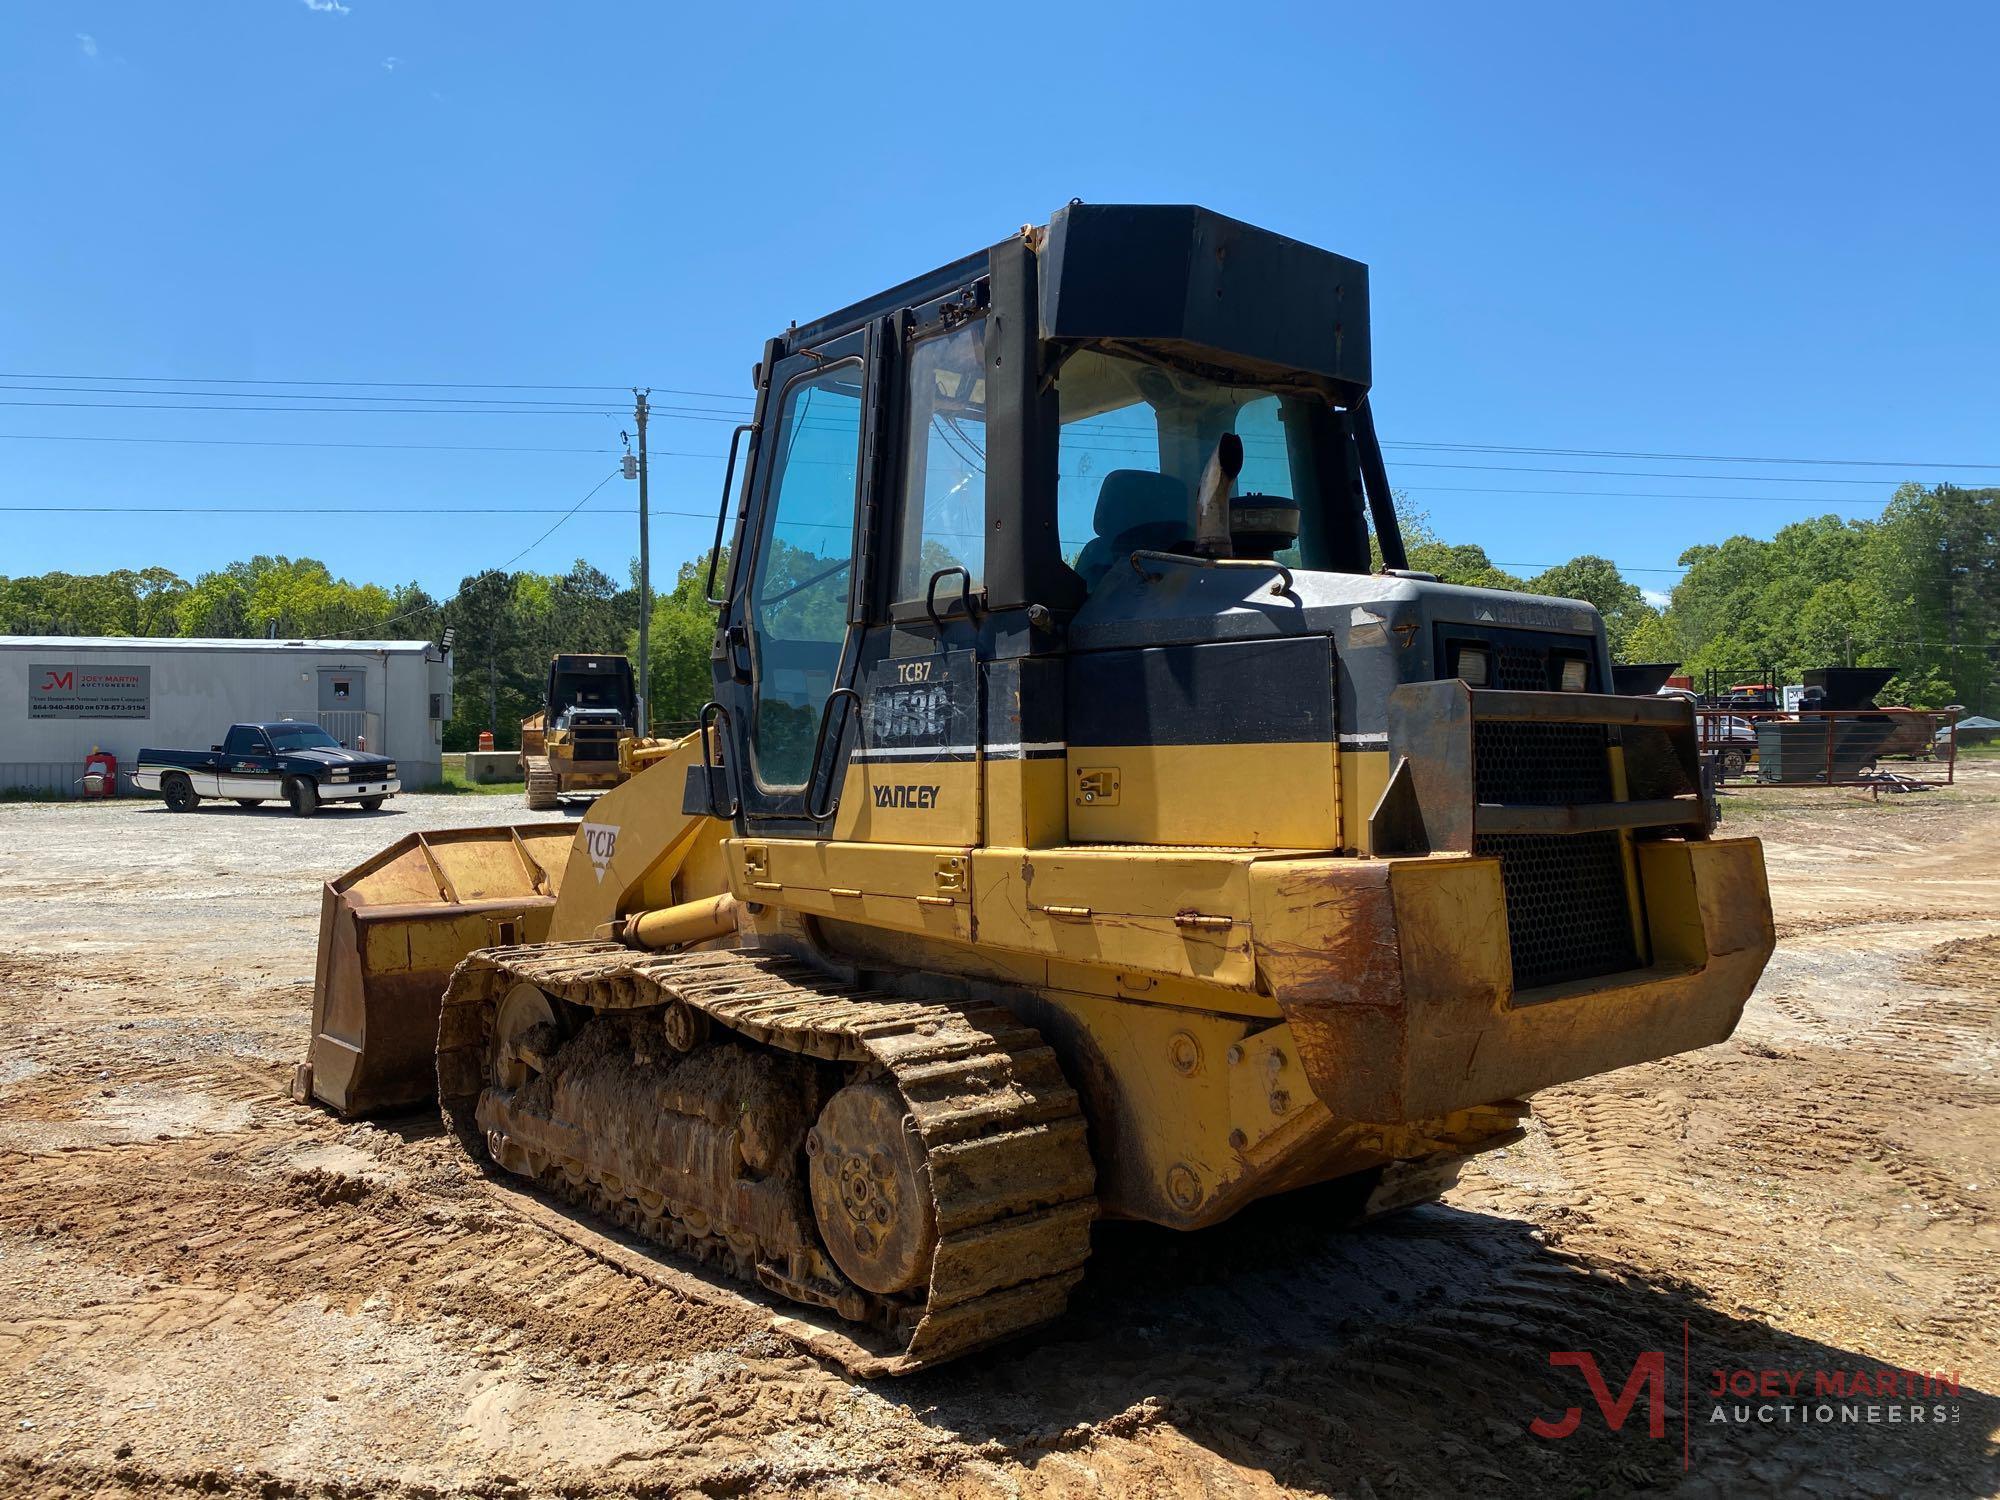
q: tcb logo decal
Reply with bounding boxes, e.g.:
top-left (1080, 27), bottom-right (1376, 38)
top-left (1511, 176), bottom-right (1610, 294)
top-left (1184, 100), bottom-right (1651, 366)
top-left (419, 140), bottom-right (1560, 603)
top-left (584, 824), bottom-right (619, 882)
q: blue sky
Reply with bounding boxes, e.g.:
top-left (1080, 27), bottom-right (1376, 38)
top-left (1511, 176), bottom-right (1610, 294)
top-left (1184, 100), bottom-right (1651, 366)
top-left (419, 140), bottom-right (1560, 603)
top-left (3, 3), bottom-right (1996, 606)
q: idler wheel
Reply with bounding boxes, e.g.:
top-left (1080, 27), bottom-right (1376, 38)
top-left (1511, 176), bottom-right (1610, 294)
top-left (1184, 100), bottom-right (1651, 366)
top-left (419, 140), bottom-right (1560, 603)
top-left (491, 981), bottom-right (557, 1091)
top-left (806, 1080), bottom-right (936, 1296)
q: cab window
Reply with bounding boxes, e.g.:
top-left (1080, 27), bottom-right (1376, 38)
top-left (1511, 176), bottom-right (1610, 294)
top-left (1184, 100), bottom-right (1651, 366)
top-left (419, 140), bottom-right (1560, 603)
top-left (747, 360), bottom-right (865, 790)
top-left (891, 319), bottom-right (986, 603)
top-left (1053, 348), bottom-right (1320, 590)
top-left (222, 725), bottom-right (269, 757)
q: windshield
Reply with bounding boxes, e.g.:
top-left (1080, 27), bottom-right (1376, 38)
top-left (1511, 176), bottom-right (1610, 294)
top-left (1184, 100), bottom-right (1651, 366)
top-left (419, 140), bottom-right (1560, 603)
top-left (1055, 349), bottom-right (1339, 588)
top-left (267, 724), bottom-right (341, 751)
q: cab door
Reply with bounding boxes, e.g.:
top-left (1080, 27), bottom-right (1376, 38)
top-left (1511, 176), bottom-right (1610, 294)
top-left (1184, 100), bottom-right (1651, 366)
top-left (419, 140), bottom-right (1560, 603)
top-left (217, 725), bottom-right (279, 800)
top-left (719, 325), bottom-right (879, 829)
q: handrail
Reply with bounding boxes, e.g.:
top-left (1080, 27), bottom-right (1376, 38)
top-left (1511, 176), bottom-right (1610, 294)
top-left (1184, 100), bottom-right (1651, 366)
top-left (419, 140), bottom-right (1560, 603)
top-left (695, 701), bottom-right (739, 818)
top-left (806, 687), bottom-right (861, 822)
top-left (706, 423), bottom-right (758, 606)
top-left (1128, 549), bottom-right (1295, 596)
top-left (924, 565), bottom-right (979, 629)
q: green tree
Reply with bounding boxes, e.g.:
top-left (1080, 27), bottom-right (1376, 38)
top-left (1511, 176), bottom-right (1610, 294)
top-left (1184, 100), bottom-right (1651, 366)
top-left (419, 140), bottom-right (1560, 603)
top-left (1526, 555), bottom-right (1652, 659)
top-left (1407, 541), bottom-right (1526, 593)
top-left (644, 550), bottom-right (726, 736)
top-left (443, 569), bottom-right (532, 749)
top-left (1866, 484), bottom-right (1998, 712)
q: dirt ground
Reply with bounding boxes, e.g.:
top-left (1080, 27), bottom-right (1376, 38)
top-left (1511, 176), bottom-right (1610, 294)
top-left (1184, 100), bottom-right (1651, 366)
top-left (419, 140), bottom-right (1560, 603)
top-left (1, 770), bottom-right (1995, 1498)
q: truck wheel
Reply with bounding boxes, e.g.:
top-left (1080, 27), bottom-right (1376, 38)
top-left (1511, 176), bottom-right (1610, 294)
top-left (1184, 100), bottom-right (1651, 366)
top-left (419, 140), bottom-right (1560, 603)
top-left (162, 774), bottom-right (199, 813)
top-left (359, 795), bottom-right (387, 811)
top-left (1722, 748), bottom-right (1747, 777)
top-left (234, 799), bottom-right (265, 808)
top-left (286, 777), bottom-right (320, 818)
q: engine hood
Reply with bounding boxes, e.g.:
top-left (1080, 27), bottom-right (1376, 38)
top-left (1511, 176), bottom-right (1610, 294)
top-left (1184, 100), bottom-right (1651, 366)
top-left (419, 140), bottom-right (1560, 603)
top-left (1067, 560), bottom-right (1612, 742)
top-left (289, 747), bottom-right (396, 770)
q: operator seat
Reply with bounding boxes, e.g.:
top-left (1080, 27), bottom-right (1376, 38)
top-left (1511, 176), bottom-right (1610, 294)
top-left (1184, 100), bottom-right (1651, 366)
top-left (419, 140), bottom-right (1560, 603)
top-left (1074, 470), bottom-right (1192, 590)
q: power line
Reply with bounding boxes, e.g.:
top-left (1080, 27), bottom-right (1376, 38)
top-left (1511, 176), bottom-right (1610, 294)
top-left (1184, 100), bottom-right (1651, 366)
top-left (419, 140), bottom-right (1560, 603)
top-left (1402, 484), bottom-right (1880, 507)
top-left (0, 371), bottom-right (754, 403)
top-left (1382, 440), bottom-right (2000, 472)
top-left (0, 398), bottom-right (760, 422)
top-left (1390, 459), bottom-right (1922, 487)
top-left (0, 382), bottom-right (644, 410)
top-left (2, 369), bottom-right (1994, 469)
top-left (340, 469), bottom-right (634, 638)
top-left (0, 399), bottom-right (628, 417)
top-left (0, 502), bottom-right (713, 518)
top-left (499, 470), bottom-right (625, 570)
top-left (0, 435), bottom-right (1921, 511)
top-left (0, 432), bottom-right (724, 457)
top-left (0, 372), bottom-right (639, 393)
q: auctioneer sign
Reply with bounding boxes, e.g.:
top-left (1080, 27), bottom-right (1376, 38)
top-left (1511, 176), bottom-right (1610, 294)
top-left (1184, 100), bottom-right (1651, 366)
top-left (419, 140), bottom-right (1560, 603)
top-left (29, 664), bottom-right (151, 719)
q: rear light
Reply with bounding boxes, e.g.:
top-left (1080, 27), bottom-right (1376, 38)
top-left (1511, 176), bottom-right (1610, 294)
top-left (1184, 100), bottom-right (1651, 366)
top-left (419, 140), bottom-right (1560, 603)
top-left (1560, 658), bottom-right (1589, 693)
top-left (1455, 646), bottom-right (1490, 687)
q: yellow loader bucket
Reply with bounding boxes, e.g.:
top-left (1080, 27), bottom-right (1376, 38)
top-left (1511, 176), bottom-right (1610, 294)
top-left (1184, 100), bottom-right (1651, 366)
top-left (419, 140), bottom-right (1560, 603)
top-left (298, 823), bottom-right (576, 1115)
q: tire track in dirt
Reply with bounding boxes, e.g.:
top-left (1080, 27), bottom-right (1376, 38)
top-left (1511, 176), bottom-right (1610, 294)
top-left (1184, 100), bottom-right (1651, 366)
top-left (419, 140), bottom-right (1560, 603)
top-left (0, 1133), bottom-right (769, 1383)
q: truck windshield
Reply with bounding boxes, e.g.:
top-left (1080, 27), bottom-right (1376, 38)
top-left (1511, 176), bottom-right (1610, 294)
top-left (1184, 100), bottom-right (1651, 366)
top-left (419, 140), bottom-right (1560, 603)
top-left (1054, 348), bottom-right (1345, 588)
top-left (267, 724), bottom-right (341, 751)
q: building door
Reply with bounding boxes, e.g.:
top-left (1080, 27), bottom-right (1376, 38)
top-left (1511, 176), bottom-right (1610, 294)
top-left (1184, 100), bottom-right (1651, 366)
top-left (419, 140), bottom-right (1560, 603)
top-left (317, 668), bottom-right (370, 749)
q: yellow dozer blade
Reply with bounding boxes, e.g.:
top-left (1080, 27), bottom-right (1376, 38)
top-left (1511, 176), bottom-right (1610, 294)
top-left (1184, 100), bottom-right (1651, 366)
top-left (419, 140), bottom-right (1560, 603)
top-left (297, 824), bottom-right (576, 1114)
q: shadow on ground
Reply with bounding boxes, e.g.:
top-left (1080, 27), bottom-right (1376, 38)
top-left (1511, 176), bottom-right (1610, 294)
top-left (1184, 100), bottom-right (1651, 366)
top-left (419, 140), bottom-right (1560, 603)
top-left (886, 1184), bottom-right (2000, 1497)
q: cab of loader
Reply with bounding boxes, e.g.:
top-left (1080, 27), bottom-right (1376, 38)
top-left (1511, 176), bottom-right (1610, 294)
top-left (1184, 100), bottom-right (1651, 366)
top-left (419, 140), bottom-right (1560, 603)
top-left (699, 202), bottom-right (1710, 996)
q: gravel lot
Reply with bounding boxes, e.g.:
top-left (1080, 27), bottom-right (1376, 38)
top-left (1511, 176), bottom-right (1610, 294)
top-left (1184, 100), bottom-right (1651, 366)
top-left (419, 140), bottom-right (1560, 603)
top-left (1, 774), bottom-right (1996, 1497)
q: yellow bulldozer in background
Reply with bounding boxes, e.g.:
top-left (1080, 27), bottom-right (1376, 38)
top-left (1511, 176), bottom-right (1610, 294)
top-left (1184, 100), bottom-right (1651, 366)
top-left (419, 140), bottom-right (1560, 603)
top-left (519, 652), bottom-right (638, 810)
top-left (295, 202), bottom-right (1776, 1376)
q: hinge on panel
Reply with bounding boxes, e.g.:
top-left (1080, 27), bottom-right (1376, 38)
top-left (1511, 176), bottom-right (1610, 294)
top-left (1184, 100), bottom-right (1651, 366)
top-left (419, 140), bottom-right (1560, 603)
top-left (1174, 911), bottom-right (1234, 932)
top-left (1033, 903), bottom-right (1093, 922)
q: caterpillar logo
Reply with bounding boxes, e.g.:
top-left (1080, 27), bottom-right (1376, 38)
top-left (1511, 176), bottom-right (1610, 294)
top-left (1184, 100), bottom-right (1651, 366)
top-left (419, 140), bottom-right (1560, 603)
top-left (873, 784), bottom-right (939, 810)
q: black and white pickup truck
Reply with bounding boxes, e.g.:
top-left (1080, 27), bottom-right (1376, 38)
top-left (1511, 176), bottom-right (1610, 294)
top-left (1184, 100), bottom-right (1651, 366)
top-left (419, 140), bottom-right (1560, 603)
top-left (132, 721), bottom-right (399, 817)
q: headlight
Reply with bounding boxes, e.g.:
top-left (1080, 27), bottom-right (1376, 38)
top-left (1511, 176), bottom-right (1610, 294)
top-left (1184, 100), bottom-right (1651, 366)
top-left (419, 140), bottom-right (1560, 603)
top-left (1560, 658), bottom-right (1589, 693)
top-left (385, 764), bottom-right (396, 777)
top-left (331, 768), bottom-right (350, 780)
top-left (1454, 645), bottom-right (1489, 687)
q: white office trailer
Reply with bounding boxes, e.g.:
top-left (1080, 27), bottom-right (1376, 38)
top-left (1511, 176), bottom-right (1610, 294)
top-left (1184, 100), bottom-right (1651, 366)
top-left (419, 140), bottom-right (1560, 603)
top-left (0, 637), bottom-right (452, 796)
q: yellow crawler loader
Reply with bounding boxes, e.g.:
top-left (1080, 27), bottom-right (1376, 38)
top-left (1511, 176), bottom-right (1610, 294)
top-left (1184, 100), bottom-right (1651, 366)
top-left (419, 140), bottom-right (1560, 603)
top-left (520, 652), bottom-right (638, 810)
top-left (296, 203), bottom-right (1775, 1375)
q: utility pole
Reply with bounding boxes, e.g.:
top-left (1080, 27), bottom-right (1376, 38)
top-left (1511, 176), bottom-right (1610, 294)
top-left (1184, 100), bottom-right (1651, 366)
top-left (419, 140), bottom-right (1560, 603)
top-left (633, 387), bottom-right (652, 736)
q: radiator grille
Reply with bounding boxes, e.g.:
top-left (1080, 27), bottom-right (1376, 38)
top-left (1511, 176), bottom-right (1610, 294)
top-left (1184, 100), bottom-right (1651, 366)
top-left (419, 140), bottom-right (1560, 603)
top-left (1465, 634), bottom-right (1637, 989)
top-left (1475, 723), bottom-right (1614, 805)
top-left (572, 731), bottom-right (621, 763)
top-left (1490, 643), bottom-right (1564, 692)
top-left (1477, 830), bottom-right (1638, 989)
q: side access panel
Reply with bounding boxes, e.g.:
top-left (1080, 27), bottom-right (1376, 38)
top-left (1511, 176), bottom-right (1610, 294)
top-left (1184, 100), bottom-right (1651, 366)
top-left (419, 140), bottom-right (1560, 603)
top-left (1065, 636), bottom-right (1339, 848)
